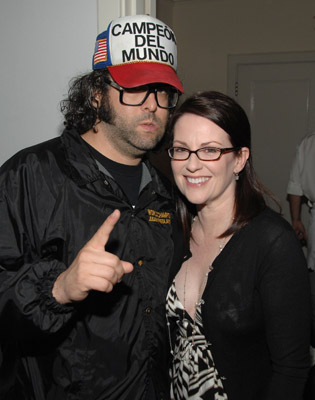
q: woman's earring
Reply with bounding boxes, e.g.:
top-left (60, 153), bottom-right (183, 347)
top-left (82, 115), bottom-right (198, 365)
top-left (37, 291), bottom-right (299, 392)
top-left (234, 172), bottom-right (239, 181)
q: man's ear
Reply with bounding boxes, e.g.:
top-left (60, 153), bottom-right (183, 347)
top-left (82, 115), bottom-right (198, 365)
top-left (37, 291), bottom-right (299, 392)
top-left (92, 91), bottom-right (102, 108)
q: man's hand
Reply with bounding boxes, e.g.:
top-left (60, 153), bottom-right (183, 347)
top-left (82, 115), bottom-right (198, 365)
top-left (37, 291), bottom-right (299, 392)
top-left (52, 210), bottom-right (133, 304)
top-left (292, 219), bottom-right (307, 243)
top-left (288, 194), bottom-right (307, 244)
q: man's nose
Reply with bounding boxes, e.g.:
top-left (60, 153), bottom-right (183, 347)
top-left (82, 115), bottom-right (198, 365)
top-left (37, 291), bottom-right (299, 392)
top-left (141, 92), bottom-right (158, 112)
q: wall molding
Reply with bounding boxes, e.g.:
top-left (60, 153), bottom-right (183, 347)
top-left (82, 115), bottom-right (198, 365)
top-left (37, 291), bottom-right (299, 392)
top-left (98, 0), bottom-right (156, 33)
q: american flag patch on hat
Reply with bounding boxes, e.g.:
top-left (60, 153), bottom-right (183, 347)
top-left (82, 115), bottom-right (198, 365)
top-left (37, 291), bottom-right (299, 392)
top-left (93, 39), bottom-right (107, 65)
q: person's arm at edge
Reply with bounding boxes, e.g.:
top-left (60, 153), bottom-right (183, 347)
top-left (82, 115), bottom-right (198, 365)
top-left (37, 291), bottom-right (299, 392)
top-left (288, 194), bottom-right (307, 242)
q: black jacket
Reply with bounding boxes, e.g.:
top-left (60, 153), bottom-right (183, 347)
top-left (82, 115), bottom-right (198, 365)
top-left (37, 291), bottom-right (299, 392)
top-left (0, 128), bottom-right (178, 400)
top-left (169, 208), bottom-right (311, 400)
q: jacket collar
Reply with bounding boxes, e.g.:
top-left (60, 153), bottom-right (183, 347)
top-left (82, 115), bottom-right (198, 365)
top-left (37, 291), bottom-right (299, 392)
top-left (61, 128), bottom-right (102, 186)
top-left (61, 128), bottom-right (173, 200)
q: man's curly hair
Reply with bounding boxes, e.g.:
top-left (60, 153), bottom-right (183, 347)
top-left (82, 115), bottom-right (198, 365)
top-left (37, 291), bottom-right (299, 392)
top-left (60, 69), bottom-right (111, 134)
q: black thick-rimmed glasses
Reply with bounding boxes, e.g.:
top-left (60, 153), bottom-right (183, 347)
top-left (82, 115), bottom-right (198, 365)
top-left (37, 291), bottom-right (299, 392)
top-left (105, 79), bottom-right (180, 109)
top-left (168, 146), bottom-right (241, 161)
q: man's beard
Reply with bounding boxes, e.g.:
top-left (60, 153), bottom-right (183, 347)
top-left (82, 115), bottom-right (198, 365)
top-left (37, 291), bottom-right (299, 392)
top-left (98, 96), bottom-right (169, 156)
top-left (98, 95), bottom-right (114, 125)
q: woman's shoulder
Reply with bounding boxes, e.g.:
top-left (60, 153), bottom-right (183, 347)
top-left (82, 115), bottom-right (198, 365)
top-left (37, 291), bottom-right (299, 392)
top-left (249, 207), bottom-right (292, 232)
top-left (238, 207), bottom-right (298, 247)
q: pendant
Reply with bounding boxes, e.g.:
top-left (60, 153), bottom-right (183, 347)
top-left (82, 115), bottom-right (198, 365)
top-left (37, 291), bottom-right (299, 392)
top-left (196, 299), bottom-right (205, 306)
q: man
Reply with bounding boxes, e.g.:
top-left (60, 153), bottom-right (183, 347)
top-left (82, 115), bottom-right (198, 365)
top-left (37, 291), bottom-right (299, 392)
top-left (0, 14), bottom-right (184, 400)
top-left (287, 133), bottom-right (315, 272)
top-left (287, 132), bottom-right (315, 398)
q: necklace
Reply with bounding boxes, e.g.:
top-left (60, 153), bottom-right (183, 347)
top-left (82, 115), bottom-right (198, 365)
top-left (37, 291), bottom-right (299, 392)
top-left (166, 235), bottom-right (227, 359)
top-left (182, 236), bottom-right (226, 354)
top-left (184, 236), bottom-right (226, 307)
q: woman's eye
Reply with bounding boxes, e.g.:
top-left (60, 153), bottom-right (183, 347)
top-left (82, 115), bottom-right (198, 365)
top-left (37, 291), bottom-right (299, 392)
top-left (203, 148), bottom-right (217, 153)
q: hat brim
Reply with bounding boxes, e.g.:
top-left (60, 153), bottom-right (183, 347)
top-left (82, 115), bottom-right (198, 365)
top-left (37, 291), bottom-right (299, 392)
top-left (108, 63), bottom-right (184, 93)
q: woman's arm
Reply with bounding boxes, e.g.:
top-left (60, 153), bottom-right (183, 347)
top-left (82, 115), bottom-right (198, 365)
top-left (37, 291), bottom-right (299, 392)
top-left (259, 227), bottom-right (311, 399)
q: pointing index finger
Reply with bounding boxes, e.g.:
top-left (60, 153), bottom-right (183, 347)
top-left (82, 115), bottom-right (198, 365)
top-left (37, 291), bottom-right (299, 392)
top-left (88, 209), bottom-right (120, 250)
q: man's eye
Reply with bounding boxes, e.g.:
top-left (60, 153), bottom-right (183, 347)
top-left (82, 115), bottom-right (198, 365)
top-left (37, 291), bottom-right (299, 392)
top-left (156, 85), bottom-right (171, 94)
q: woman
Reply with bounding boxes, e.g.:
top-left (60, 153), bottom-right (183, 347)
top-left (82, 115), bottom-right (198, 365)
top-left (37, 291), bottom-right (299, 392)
top-left (166, 91), bottom-right (311, 400)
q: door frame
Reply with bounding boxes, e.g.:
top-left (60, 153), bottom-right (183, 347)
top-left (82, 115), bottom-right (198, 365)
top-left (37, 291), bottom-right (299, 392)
top-left (227, 51), bottom-right (315, 226)
top-left (227, 51), bottom-right (315, 99)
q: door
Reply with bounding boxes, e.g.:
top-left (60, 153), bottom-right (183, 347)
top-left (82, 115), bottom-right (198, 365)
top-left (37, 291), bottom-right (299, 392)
top-left (228, 52), bottom-right (315, 225)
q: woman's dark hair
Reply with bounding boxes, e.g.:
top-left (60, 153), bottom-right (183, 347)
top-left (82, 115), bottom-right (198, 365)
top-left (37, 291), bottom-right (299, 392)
top-left (60, 69), bottom-right (111, 134)
top-left (169, 90), bottom-right (279, 242)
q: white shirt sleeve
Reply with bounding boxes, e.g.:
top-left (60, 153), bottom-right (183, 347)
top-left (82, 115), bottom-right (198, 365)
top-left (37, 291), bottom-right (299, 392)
top-left (287, 133), bottom-right (315, 202)
top-left (287, 143), bottom-right (304, 196)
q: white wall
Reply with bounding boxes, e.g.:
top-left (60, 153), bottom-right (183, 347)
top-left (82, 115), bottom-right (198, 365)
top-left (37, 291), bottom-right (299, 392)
top-left (0, 0), bottom-right (157, 166)
top-left (0, 0), bottom-right (97, 165)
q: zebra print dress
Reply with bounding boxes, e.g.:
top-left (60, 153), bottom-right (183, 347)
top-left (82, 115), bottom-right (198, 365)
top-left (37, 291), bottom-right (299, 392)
top-left (166, 281), bottom-right (228, 400)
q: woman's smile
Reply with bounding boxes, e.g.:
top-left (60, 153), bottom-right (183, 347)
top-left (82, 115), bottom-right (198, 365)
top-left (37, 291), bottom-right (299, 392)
top-left (185, 176), bottom-right (210, 185)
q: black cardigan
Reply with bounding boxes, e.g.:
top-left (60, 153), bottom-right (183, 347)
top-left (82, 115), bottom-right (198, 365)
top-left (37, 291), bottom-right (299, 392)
top-left (170, 207), bottom-right (311, 400)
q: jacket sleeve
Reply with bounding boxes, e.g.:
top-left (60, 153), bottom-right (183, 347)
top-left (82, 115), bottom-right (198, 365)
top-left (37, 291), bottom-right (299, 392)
top-left (0, 160), bottom-right (76, 338)
top-left (258, 227), bottom-right (311, 399)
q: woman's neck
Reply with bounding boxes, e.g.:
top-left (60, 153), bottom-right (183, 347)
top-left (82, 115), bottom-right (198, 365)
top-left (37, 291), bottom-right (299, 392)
top-left (195, 198), bottom-right (235, 239)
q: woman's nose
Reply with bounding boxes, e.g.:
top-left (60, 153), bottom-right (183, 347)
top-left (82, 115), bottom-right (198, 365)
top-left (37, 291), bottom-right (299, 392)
top-left (185, 153), bottom-right (203, 172)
